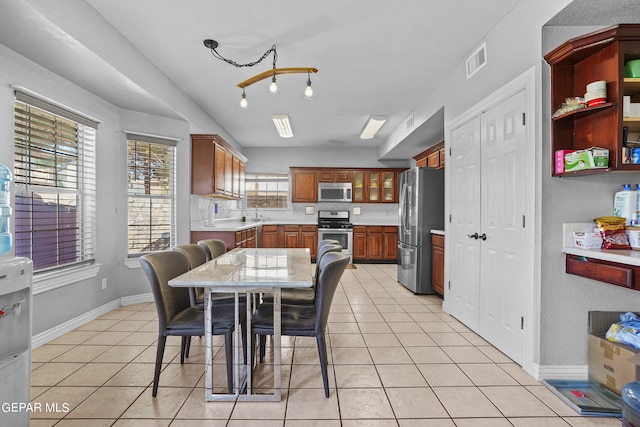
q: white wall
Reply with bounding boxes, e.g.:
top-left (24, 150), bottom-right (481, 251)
top-left (244, 147), bottom-right (408, 174)
top-left (540, 24), bottom-right (640, 367)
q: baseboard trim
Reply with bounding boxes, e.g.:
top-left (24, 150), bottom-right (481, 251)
top-left (534, 364), bottom-right (588, 381)
top-left (32, 293), bottom-right (154, 349)
top-left (120, 292), bottom-right (153, 306)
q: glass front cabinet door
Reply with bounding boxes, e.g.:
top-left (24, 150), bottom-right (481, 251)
top-left (368, 172), bottom-right (379, 202)
top-left (382, 171), bottom-right (394, 202)
top-left (353, 172), bottom-right (365, 202)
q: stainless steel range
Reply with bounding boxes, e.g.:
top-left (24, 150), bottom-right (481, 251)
top-left (317, 210), bottom-right (352, 262)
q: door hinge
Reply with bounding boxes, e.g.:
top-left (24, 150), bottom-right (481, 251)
top-left (522, 112), bottom-right (526, 126)
top-left (448, 281), bottom-right (451, 290)
top-left (449, 214), bottom-right (452, 223)
top-left (522, 215), bottom-right (526, 228)
top-left (521, 316), bottom-right (524, 330)
top-left (449, 147), bottom-right (452, 156)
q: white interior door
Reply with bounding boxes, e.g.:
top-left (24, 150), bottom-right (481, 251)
top-left (449, 116), bottom-right (481, 331)
top-left (479, 89), bottom-right (527, 364)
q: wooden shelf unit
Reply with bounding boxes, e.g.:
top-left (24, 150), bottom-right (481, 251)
top-left (544, 24), bottom-right (640, 176)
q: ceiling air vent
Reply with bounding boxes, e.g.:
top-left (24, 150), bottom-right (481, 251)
top-left (406, 112), bottom-right (414, 131)
top-left (466, 42), bottom-right (487, 79)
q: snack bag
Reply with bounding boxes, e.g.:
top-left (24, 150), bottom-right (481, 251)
top-left (595, 216), bottom-right (631, 249)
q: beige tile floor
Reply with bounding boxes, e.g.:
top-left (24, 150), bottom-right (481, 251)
top-left (29, 264), bottom-right (622, 426)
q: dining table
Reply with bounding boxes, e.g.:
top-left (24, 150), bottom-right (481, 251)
top-left (168, 247), bottom-right (313, 402)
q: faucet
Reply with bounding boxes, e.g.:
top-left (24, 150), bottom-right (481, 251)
top-left (254, 205), bottom-right (260, 222)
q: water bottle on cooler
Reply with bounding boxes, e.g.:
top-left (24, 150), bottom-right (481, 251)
top-left (0, 163), bottom-right (12, 256)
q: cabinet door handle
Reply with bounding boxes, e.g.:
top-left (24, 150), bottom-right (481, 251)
top-left (467, 233), bottom-right (479, 240)
top-left (479, 233), bottom-right (487, 241)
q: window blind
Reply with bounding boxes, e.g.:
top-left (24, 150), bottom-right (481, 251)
top-left (13, 97), bottom-right (97, 272)
top-left (127, 136), bottom-right (176, 255)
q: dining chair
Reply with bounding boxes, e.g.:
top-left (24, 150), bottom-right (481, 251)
top-left (252, 251), bottom-right (350, 397)
top-left (198, 238), bottom-right (227, 261)
top-left (263, 243), bottom-right (343, 305)
top-left (139, 250), bottom-right (239, 395)
top-left (172, 244), bottom-right (207, 307)
top-left (318, 239), bottom-right (340, 253)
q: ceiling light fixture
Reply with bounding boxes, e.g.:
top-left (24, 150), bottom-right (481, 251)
top-left (360, 116), bottom-right (388, 139)
top-left (272, 114), bottom-right (293, 138)
top-left (240, 88), bottom-right (248, 109)
top-left (203, 39), bottom-right (317, 105)
top-left (304, 71), bottom-right (314, 99)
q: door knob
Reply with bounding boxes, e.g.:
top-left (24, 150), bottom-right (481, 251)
top-left (479, 233), bottom-right (487, 241)
top-left (467, 233), bottom-right (479, 240)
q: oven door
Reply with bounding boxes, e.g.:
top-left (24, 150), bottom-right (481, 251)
top-left (318, 229), bottom-right (352, 255)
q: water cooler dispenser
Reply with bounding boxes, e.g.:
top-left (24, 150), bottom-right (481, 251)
top-left (0, 257), bottom-right (33, 427)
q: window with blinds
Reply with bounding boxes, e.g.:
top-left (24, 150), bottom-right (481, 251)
top-left (127, 135), bottom-right (176, 255)
top-left (13, 93), bottom-right (97, 272)
top-left (245, 174), bottom-right (289, 209)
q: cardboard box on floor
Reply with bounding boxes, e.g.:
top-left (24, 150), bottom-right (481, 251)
top-left (588, 311), bottom-right (640, 395)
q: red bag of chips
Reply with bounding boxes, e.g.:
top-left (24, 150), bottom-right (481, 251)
top-left (595, 216), bottom-right (631, 250)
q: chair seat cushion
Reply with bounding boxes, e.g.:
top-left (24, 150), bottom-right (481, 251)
top-left (167, 304), bottom-right (242, 335)
top-left (252, 303), bottom-right (316, 335)
top-left (167, 307), bottom-right (205, 333)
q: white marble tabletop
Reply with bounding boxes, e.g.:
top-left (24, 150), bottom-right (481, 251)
top-left (168, 247), bottom-right (313, 290)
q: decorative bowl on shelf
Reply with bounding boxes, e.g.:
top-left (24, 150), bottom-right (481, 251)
top-left (625, 59), bottom-right (640, 78)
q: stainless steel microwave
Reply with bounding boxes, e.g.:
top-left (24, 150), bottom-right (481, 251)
top-left (318, 182), bottom-right (352, 202)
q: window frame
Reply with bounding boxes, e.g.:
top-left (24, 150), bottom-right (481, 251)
top-left (244, 173), bottom-right (290, 210)
top-left (13, 91), bottom-right (98, 276)
top-left (126, 133), bottom-right (177, 258)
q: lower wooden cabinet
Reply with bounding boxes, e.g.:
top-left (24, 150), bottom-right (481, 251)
top-left (353, 225), bottom-right (398, 262)
top-left (258, 224), bottom-right (318, 258)
top-left (432, 233), bottom-right (445, 295)
top-left (262, 225), bottom-right (280, 248)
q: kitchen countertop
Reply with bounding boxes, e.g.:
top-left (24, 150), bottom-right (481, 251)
top-left (562, 222), bottom-right (640, 266)
top-left (191, 218), bottom-right (399, 232)
top-left (430, 229), bottom-right (445, 235)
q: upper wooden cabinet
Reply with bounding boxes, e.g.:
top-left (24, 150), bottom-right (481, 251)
top-left (191, 134), bottom-right (247, 199)
top-left (291, 167), bottom-right (404, 203)
top-left (291, 168), bottom-right (318, 203)
top-left (414, 140), bottom-right (445, 169)
top-left (544, 24), bottom-right (640, 176)
top-left (353, 170), bottom-right (400, 203)
top-left (317, 169), bottom-right (352, 183)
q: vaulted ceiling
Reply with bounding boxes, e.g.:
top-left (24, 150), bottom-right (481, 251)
top-left (0, 0), bottom-right (523, 156)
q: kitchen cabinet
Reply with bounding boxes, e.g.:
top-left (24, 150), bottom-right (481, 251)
top-left (262, 225), bottom-right (280, 248)
top-left (317, 169), bottom-right (351, 183)
top-left (382, 226), bottom-right (398, 260)
top-left (300, 225), bottom-right (318, 259)
top-left (352, 225), bottom-right (397, 262)
top-left (353, 226), bottom-right (367, 260)
top-left (414, 140), bottom-right (445, 169)
top-left (191, 226), bottom-right (260, 251)
top-left (353, 170), bottom-right (400, 203)
top-left (544, 24), bottom-right (640, 176)
top-left (432, 233), bottom-right (445, 296)
top-left (292, 167), bottom-right (404, 203)
top-left (291, 169), bottom-right (317, 202)
top-left (191, 134), bottom-right (247, 199)
top-left (283, 225), bottom-right (301, 249)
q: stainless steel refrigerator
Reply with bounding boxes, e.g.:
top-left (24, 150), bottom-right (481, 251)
top-left (397, 167), bottom-right (444, 294)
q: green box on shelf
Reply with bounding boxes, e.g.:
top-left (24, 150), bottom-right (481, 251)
top-left (564, 147), bottom-right (609, 172)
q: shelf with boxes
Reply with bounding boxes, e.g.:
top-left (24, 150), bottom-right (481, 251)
top-left (544, 24), bottom-right (640, 176)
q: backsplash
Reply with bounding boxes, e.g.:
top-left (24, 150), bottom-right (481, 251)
top-left (190, 194), bottom-right (397, 223)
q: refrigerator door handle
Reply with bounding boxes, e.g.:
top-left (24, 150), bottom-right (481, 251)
top-left (398, 243), bottom-right (415, 252)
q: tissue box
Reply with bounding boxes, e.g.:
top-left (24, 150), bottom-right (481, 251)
top-left (573, 231), bottom-right (603, 249)
top-left (555, 150), bottom-right (574, 174)
top-left (565, 147), bottom-right (609, 172)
